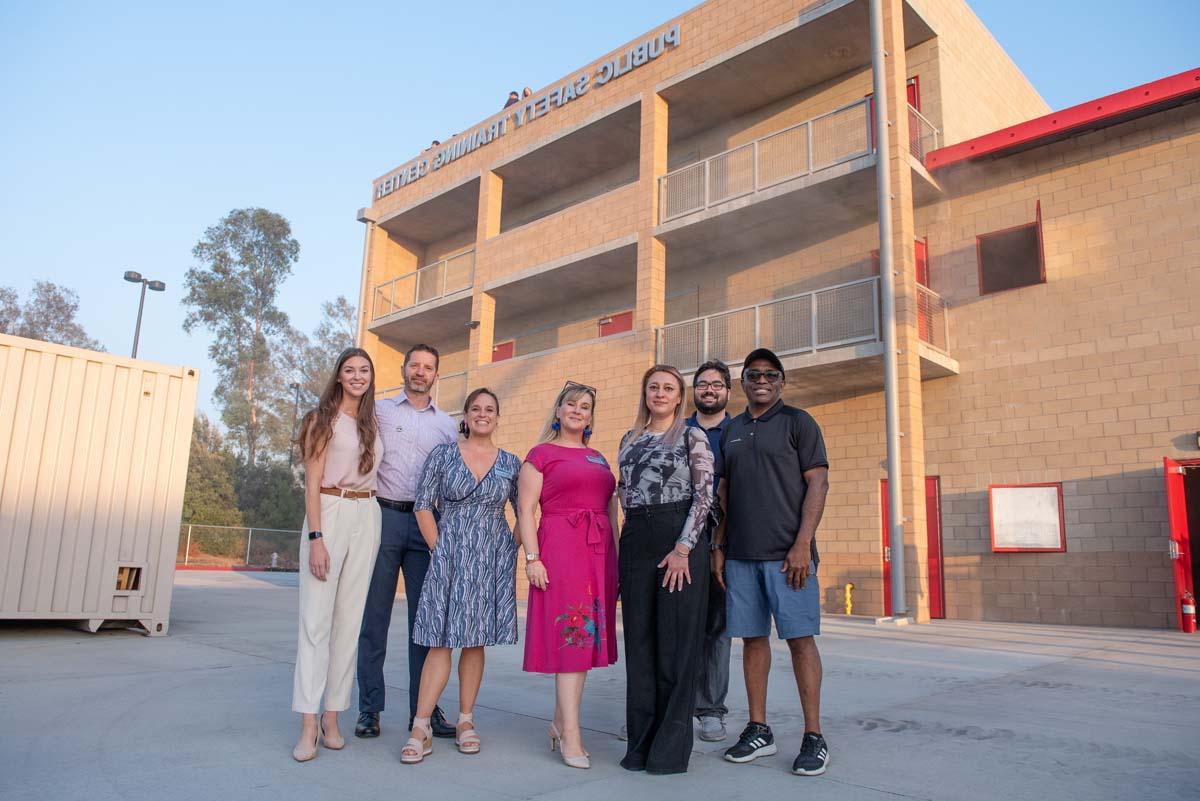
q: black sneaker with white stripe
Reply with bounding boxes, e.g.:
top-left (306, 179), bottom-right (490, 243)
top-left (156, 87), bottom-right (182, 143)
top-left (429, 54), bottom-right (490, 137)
top-left (723, 722), bottom-right (777, 763)
top-left (791, 731), bottom-right (829, 776)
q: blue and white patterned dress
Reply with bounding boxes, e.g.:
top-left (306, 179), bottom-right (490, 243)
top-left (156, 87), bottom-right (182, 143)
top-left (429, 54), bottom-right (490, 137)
top-left (412, 442), bottom-right (520, 648)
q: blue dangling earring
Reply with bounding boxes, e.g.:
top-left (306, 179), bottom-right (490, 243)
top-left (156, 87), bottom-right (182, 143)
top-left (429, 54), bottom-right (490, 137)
top-left (583, 427), bottom-right (592, 437)
top-left (551, 420), bottom-right (561, 431)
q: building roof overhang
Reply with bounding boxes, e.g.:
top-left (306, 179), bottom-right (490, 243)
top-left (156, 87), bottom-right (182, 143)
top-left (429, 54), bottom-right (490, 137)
top-left (926, 67), bottom-right (1200, 172)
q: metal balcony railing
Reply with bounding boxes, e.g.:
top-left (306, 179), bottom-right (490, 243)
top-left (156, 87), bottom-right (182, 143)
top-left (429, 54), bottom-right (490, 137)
top-left (916, 283), bottom-right (949, 352)
top-left (907, 104), bottom-right (940, 165)
top-left (659, 98), bottom-right (873, 223)
top-left (656, 276), bottom-right (950, 368)
top-left (377, 370), bottom-right (468, 415)
top-left (371, 251), bottom-right (475, 320)
top-left (656, 277), bottom-right (881, 367)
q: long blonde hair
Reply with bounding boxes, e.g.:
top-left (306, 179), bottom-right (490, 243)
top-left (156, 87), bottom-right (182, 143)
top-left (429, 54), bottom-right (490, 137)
top-left (623, 364), bottom-right (687, 455)
top-left (538, 383), bottom-right (597, 445)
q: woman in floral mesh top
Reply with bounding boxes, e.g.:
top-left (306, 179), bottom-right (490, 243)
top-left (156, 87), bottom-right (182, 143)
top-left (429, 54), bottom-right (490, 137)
top-left (616, 364), bottom-right (715, 774)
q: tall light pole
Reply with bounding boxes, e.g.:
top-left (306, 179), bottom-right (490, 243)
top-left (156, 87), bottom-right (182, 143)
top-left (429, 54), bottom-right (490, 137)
top-left (288, 381), bottom-right (302, 468)
top-left (123, 271), bottom-right (166, 358)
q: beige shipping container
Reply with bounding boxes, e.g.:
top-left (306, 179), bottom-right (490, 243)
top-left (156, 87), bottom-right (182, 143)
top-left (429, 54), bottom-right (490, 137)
top-left (0, 333), bottom-right (198, 636)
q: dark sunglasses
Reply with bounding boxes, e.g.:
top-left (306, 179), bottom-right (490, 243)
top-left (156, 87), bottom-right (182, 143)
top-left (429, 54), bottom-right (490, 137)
top-left (743, 369), bottom-right (783, 383)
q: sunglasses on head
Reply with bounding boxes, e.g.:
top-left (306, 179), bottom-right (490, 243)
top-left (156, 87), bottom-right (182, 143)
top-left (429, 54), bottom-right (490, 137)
top-left (557, 380), bottom-right (598, 400)
top-left (743, 369), bottom-right (783, 383)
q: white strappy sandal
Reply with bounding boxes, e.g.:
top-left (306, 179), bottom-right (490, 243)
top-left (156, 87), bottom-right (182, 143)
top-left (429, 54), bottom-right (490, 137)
top-left (455, 712), bottom-right (481, 755)
top-left (401, 718), bottom-right (433, 764)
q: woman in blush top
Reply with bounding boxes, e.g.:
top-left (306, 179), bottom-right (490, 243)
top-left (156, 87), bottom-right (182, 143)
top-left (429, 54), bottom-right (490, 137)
top-left (292, 348), bottom-right (383, 762)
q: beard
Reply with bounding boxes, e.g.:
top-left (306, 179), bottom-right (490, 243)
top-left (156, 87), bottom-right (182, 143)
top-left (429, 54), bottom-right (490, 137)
top-left (694, 396), bottom-right (726, 415)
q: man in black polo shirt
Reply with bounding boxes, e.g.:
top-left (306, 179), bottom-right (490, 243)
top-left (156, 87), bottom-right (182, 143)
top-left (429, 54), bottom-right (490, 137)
top-left (713, 347), bottom-right (830, 776)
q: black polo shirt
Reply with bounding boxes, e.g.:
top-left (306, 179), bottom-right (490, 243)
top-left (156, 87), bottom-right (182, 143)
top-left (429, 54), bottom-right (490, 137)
top-left (718, 399), bottom-right (829, 562)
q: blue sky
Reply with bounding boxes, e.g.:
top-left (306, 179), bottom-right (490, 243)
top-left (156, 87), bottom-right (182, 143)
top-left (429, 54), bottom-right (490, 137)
top-left (0, 1), bottom-right (1194, 417)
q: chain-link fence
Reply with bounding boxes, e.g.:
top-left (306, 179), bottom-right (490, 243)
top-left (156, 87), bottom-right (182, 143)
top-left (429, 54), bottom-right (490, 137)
top-left (660, 98), bottom-right (872, 222)
top-left (177, 524), bottom-right (302, 570)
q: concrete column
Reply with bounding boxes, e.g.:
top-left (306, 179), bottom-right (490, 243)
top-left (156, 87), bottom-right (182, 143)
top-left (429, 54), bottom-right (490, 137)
top-left (477, 171), bottom-right (503, 244)
top-left (635, 91), bottom-right (669, 336)
top-left (469, 292), bottom-right (497, 369)
top-left (882, 0), bottom-right (930, 622)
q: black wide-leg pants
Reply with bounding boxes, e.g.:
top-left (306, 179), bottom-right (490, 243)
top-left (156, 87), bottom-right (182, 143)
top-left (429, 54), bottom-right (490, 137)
top-left (618, 500), bottom-right (710, 774)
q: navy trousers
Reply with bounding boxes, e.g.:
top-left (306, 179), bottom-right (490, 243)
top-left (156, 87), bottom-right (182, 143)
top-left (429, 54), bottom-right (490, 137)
top-left (356, 505), bottom-right (430, 718)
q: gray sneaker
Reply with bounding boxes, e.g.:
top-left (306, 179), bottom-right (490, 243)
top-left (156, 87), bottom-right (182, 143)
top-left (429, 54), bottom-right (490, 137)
top-left (698, 715), bottom-right (727, 742)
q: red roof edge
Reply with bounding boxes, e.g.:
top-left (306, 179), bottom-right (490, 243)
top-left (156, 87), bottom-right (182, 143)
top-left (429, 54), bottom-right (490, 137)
top-left (926, 68), bottom-right (1200, 171)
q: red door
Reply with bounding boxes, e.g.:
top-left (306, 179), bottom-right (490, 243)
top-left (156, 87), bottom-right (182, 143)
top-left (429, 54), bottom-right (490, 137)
top-left (881, 476), bottom-right (945, 618)
top-left (1165, 457), bottom-right (1194, 631)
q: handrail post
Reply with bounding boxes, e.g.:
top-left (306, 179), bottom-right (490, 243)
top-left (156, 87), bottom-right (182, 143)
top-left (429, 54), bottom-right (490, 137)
top-left (702, 317), bottom-right (710, 363)
top-left (703, 159), bottom-right (711, 210)
top-left (807, 120), bottom-right (814, 174)
top-left (810, 292), bottom-right (819, 351)
top-left (754, 303), bottom-right (761, 348)
top-left (752, 140), bottom-right (759, 192)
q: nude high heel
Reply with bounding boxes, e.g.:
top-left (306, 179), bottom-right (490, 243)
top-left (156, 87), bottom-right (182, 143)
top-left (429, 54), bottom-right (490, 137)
top-left (549, 723), bottom-right (590, 769)
top-left (293, 726), bottom-right (320, 762)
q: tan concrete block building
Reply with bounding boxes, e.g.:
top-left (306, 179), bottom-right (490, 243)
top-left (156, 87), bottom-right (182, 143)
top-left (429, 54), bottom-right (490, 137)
top-left (353, 0), bottom-right (1200, 630)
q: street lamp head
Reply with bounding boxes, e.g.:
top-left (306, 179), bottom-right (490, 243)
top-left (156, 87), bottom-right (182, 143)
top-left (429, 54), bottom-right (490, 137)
top-left (289, 382), bottom-right (300, 390)
top-left (147, 280), bottom-right (166, 292)
top-left (124, 270), bottom-right (143, 283)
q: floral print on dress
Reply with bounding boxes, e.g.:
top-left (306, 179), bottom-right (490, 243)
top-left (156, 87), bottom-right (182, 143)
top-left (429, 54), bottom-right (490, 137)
top-left (555, 599), bottom-right (602, 650)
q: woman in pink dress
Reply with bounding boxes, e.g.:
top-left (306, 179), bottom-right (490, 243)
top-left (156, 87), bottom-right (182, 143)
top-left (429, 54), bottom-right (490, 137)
top-left (518, 381), bottom-right (618, 770)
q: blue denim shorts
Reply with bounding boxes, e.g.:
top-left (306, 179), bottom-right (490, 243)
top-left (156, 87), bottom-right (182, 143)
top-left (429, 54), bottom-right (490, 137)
top-left (724, 558), bottom-right (820, 640)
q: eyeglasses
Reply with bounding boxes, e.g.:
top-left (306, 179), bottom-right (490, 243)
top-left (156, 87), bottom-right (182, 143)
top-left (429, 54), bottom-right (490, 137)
top-left (557, 380), bottom-right (598, 400)
top-left (743, 369), bottom-right (783, 383)
top-left (694, 381), bottom-right (727, 391)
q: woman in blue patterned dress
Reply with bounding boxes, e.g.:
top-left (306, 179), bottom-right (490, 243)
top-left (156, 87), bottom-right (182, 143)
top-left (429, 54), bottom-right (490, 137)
top-left (401, 388), bottom-right (520, 764)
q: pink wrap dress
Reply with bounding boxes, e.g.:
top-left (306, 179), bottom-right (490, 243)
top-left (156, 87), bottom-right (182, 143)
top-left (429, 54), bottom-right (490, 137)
top-left (522, 443), bottom-right (619, 673)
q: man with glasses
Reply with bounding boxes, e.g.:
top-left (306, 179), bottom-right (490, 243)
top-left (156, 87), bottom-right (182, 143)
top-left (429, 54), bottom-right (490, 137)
top-left (687, 361), bottom-right (733, 743)
top-left (713, 348), bottom-right (831, 776)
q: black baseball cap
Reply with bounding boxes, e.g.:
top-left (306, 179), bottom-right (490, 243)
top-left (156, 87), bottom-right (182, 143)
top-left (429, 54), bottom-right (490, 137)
top-left (743, 347), bottom-right (784, 376)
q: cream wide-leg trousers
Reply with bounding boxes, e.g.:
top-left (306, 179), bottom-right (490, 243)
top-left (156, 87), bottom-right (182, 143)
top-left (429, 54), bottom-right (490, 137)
top-left (293, 494), bottom-right (381, 714)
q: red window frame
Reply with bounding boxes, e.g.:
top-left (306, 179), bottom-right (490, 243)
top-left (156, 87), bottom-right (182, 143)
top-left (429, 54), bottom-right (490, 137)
top-left (599, 310), bottom-right (633, 337)
top-left (870, 238), bottom-right (929, 287)
top-left (491, 340), bottom-right (514, 362)
top-left (975, 201), bottom-right (1046, 296)
top-left (988, 482), bottom-right (1067, 553)
top-left (867, 76), bottom-right (921, 149)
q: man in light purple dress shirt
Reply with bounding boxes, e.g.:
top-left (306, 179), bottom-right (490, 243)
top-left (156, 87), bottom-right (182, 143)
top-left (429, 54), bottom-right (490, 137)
top-left (356, 344), bottom-right (458, 740)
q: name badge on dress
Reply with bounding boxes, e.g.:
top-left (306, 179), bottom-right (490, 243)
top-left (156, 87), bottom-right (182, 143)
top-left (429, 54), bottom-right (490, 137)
top-left (586, 454), bottom-right (608, 466)
top-left (494, 465), bottom-right (514, 480)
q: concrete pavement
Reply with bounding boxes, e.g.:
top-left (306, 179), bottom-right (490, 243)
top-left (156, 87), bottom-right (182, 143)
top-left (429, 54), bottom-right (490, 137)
top-left (1, 570), bottom-right (1197, 801)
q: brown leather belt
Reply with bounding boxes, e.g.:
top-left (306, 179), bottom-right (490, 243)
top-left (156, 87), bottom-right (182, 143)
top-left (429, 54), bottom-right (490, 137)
top-left (320, 486), bottom-right (377, 500)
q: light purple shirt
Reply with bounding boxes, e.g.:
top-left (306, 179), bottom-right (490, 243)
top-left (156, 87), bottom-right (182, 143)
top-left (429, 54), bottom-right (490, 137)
top-left (375, 391), bottom-right (457, 502)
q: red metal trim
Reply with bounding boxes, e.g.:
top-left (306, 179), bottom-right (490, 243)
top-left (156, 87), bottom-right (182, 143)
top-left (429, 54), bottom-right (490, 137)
top-left (988, 483), bottom-right (1067, 553)
top-left (927, 68), bottom-right (1200, 171)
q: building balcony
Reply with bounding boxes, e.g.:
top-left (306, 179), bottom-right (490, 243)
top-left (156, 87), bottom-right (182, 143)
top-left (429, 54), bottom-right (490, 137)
top-left (367, 251), bottom-right (476, 349)
top-left (659, 0), bottom-right (936, 145)
top-left (371, 251), bottom-right (475, 320)
top-left (659, 99), bottom-right (941, 225)
top-left (656, 277), bottom-right (956, 405)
